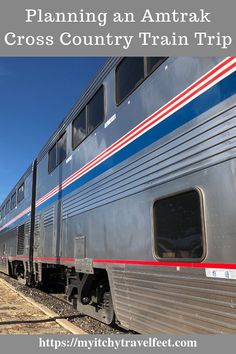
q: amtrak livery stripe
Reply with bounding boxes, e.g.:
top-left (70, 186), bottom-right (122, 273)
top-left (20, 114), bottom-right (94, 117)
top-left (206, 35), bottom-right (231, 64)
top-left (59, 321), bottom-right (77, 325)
top-left (2, 255), bottom-right (236, 270)
top-left (0, 206), bottom-right (31, 232)
top-left (1, 56), bottom-right (236, 233)
top-left (93, 259), bottom-right (236, 270)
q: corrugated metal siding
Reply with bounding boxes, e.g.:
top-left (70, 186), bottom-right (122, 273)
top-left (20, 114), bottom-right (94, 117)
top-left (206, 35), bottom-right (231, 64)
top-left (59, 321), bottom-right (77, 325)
top-left (43, 206), bottom-right (54, 227)
top-left (43, 206), bottom-right (55, 257)
top-left (24, 219), bottom-right (31, 236)
top-left (16, 224), bottom-right (25, 255)
top-left (34, 215), bottom-right (40, 235)
top-left (109, 265), bottom-right (236, 334)
top-left (62, 100), bottom-right (236, 218)
top-left (34, 215), bottom-right (40, 255)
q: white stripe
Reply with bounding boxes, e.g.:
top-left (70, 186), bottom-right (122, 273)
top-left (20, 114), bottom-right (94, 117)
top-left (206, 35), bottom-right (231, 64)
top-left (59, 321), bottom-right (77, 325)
top-left (38, 59), bottom-right (236, 205)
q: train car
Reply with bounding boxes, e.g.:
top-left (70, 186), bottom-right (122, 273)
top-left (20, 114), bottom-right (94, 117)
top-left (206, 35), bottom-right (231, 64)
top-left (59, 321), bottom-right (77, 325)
top-left (1, 56), bottom-right (236, 333)
top-left (0, 164), bottom-right (35, 279)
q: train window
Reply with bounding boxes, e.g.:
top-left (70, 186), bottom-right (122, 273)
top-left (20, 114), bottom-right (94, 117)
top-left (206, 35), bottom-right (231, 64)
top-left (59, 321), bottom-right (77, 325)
top-left (154, 190), bottom-right (203, 259)
top-left (17, 183), bottom-right (24, 203)
top-left (48, 144), bottom-right (57, 173)
top-left (87, 86), bottom-right (104, 134)
top-left (57, 133), bottom-right (67, 165)
top-left (0, 206), bottom-right (4, 219)
top-left (147, 57), bottom-right (167, 75)
top-left (10, 192), bottom-right (16, 210)
top-left (116, 57), bottom-right (144, 104)
top-left (72, 108), bottom-right (87, 149)
top-left (5, 200), bottom-right (10, 214)
top-left (48, 132), bottom-right (67, 173)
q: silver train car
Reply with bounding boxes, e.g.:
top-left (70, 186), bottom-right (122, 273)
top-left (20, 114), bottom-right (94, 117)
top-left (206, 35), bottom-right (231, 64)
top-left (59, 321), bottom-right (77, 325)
top-left (1, 56), bottom-right (236, 334)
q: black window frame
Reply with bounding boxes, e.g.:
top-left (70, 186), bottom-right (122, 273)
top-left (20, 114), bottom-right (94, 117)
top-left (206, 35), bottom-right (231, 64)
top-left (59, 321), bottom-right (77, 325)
top-left (48, 132), bottom-right (67, 174)
top-left (10, 192), bottom-right (17, 210)
top-left (87, 85), bottom-right (105, 135)
top-left (72, 85), bottom-right (105, 151)
top-left (5, 199), bottom-right (10, 214)
top-left (153, 189), bottom-right (205, 262)
top-left (146, 57), bottom-right (167, 76)
top-left (57, 132), bottom-right (67, 165)
top-left (115, 57), bottom-right (168, 106)
top-left (48, 143), bottom-right (57, 174)
top-left (17, 183), bottom-right (25, 204)
top-left (115, 57), bottom-right (145, 105)
top-left (0, 206), bottom-right (5, 219)
top-left (72, 107), bottom-right (87, 150)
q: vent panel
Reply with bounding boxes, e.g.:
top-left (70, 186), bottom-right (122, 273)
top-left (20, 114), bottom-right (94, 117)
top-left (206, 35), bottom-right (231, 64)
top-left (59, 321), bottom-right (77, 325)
top-left (17, 224), bottom-right (25, 255)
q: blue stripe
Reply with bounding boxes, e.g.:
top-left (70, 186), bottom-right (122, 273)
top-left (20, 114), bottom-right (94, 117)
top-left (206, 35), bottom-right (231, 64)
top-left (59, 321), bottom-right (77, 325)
top-left (37, 71), bottom-right (236, 212)
top-left (0, 214), bottom-right (31, 234)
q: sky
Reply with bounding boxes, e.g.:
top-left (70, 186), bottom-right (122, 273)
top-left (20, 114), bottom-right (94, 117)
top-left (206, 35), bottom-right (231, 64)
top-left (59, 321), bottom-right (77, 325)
top-left (0, 57), bottom-right (106, 204)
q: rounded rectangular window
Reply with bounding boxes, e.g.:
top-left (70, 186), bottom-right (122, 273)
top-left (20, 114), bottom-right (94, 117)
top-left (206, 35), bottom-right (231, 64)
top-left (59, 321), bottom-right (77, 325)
top-left (57, 133), bottom-right (67, 165)
top-left (72, 108), bottom-right (87, 149)
top-left (154, 190), bottom-right (204, 259)
top-left (17, 183), bottom-right (25, 204)
top-left (10, 192), bottom-right (16, 210)
top-left (48, 144), bottom-right (57, 174)
top-left (48, 132), bottom-right (67, 173)
top-left (116, 57), bottom-right (144, 104)
top-left (5, 200), bottom-right (10, 214)
top-left (87, 86), bottom-right (104, 134)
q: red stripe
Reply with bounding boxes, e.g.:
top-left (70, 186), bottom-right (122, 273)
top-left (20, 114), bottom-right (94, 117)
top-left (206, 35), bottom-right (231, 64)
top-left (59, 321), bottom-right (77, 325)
top-left (2, 255), bottom-right (236, 270)
top-left (93, 259), bottom-right (236, 269)
top-left (60, 60), bottom-right (236, 194)
top-left (2, 58), bottom-right (236, 231)
top-left (36, 57), bottom-right (236, 206)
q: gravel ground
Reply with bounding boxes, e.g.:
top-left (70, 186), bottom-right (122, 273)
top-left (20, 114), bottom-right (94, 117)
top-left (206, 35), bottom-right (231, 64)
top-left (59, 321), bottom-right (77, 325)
top-left (0, 278), bottom-right (69, 334)
top-left (0, 272), bottom-right (130, 334)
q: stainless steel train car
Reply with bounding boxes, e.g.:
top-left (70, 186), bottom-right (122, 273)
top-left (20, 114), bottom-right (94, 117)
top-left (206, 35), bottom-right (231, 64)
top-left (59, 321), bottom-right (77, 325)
top-left (1, 56), bottom-right (236, 334)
